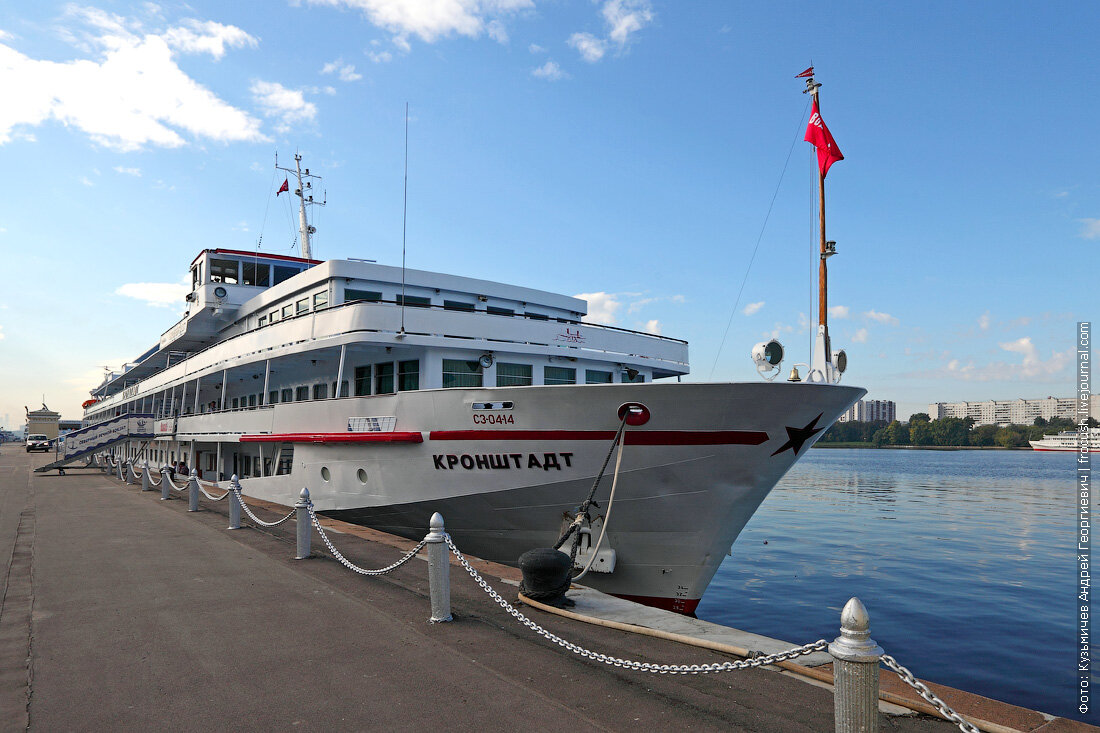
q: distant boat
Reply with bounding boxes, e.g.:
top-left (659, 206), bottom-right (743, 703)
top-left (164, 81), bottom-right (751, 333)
top-left (1029, 427), bottom-right (1099, 452)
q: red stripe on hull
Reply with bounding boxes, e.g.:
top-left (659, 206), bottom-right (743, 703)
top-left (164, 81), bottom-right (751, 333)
top-left (610, 593), bottom-right (701, 616)
top-left (429, 429), bottom-right (768, 446)
top-left (240, 432), bottom-right (423, 444)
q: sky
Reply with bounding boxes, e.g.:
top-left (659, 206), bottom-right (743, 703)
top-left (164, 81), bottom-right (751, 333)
top-left (0, 1), bottom-right (1095, 428)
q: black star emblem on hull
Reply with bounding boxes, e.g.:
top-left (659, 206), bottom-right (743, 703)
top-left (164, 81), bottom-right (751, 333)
top-left (771, 413), bottom-right (825, 457)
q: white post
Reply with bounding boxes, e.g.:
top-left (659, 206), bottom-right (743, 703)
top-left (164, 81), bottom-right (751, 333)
top-left (425, 513), bottom-right (452, 623)
top-left (295, 488), bottom-right (312, 559)
top-left (219, 369), bottom-right (228, 411)
top-left (334, 345), bottom-right (346, 399)
top-left (141, 461), bottom-right (150, 491)
top-left (228, 474), bottom-right (241, 530)
top-left (160, 467), bottom-right (170, 501)
top-left (179, 380), bottom-right (188, 416)
top-left (261, 358), bottom-right (271, 405)
top-left (193, 375), bottom-right (201, 414)
top-left (830, 597), bottom-right (884, 733)
top-left (188, 469), bottom-right (200, 512)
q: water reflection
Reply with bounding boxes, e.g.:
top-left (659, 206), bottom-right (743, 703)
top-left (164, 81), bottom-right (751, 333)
top-left (698, 449), bottom-right (1082, 721)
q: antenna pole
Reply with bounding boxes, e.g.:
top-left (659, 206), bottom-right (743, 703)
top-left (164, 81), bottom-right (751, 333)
top-left (400, 103), bottom-right (409, 334)
top-left (294, 154), bottom-right (311, 260)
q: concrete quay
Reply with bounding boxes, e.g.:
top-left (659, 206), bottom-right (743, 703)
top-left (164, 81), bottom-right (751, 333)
top-left (0, 448), bottom-right (1093, 732)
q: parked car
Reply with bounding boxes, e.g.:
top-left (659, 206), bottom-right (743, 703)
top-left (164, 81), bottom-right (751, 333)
top-left (26, 434), bottom-right (51, 452)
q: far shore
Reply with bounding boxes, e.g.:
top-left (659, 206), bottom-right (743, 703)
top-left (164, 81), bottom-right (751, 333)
top-left (814, 442), bottom-right (1032, 451)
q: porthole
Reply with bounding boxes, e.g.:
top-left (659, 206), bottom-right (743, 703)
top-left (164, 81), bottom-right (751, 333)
top-left (321, 466), bottom-right (331, 482)
top-left (357, 468), bottom-right (368, 484)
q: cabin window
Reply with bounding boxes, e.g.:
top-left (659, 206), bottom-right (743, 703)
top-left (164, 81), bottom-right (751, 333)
top-left (354, 366), bottom-right (371, 396)
top-left (295, 386), bottom-right (309, 401)
top-left (398, 360), bottom-right (420, 391)
top-left (269, 391), bottom-right (278, 404)
top-left (276, 446), bottom-right (294, 475)
top-left (497, 363), bottom-right (532, 387)
top-left (313, 291), bottom-right (329, 310)
top-left (281, 388), bottom-right (293, 403)
top-left (443, 359), bottom-right (482, 388)
top-left (544, 366), bottom-right (576, 385)
top-left (345, 288), bottom-right (382, 303)
top-left (258, 315), bottom-right (267, 328)
top-left (273, 265), bottom-right (299, 286)
top-left (269, 310), bottom-right (279, 323)
top-left (242, 262), bottom-right (270, 286)
top-left (296, 298), bottom-right (309, 314)
top-left (487, 306), bottom-right (514, 316)
top-left (312, 383), bottom-right (328, 400)
top-left (210, 259), bottom-right (239, 284)
top-left (586, 370), bottom-right (613, 384)
top-left (396, 294), bottom-right (431, 308)
top-left (444, 300), bottom-right (474, 312)
top-left (526, 312), bottom-right (549, 321)
top-left (282, 304), bottom-right (294, 319)
top-left (621, 370), bottom-right (645, 383)
top-left (248, 394), bottom-right (257, 407)
top-left (191, 264), bottom-right (202, 290)
top-left (231, 397), bottom-right (239, 409)
top-left (375, 363), bottom-right (395, 394)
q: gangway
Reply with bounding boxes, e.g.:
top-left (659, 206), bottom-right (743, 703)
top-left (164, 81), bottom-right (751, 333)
top-left (35, 413), bottom-right (155, 473)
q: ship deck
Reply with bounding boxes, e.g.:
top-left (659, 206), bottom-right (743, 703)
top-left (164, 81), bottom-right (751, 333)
top-left (2, 448), bottom-right (1092, 732)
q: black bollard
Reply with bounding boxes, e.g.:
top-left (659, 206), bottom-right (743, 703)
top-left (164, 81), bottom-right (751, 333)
top-left (518, 548), bottom-right (574, 608)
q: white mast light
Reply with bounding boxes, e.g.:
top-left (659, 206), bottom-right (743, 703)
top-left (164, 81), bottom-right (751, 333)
top-left (751, 339), bottom-right (785, 380)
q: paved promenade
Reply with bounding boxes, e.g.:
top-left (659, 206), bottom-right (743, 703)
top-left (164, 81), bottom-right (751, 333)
top-left (0, 448), bottom-right (1083, 731)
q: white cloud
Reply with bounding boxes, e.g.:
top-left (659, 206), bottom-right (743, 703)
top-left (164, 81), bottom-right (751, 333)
top-left (486, 20), bottom-right (508, 43)
top-left (742, 301), bottom-right (764, 316)
top-left (528, 43), bottom-right (545, 54)
top-left (321, 59), bottom-right (362, 81)
top-left (368, 50), bottom-right (393, 63)
top-left (864, 309), bottom-right (899, 326)
top-left (643, 319), bottom-right (661, 335)
top-left (1078, 218), bottom-right (1100, 240)
top-left (306, 0), bottom-right (533, 45)
top-left (602, 0), bottom-right (653, 45)
top-left (828, 305), bottom-right (849, 319)
top-left (568, 0), bottom-right (652, 63)
top-left (0, 10), bottom-right (266, 150)
top-left (568, 32), bottom-right (606, 62)
top-left (113, 165), bottom-right (141, 176)
top-left (115, 277), bottom-right (191, 308)
top-left (0, 30), bottom-right (12, 42)
top-left (978, 311), bottom-right (991, 331)
top-left (80, 176), bottom-right (94, 186)
top-left (576, 291), bottom-right (622, 324)
top-left (0, 324), bottom-right (4, 340)
top-left (851, 328), bottom-right (868, 343)
top-left (935, 337), bottom-right (1073, 382)
top-left (162, 19), bottom-right (257, 59)
top-left (250, 80), bottom-right (318, 133)
top-left (531, 60), bottom-right (565, 81)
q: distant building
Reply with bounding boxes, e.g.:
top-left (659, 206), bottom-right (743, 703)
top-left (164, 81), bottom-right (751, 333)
top-left (838, 399), bottom-right (896, 423)
top-left (25, 405), bottom-right (60, 440)
top-left (927, 396), bottom-right (1082, 426)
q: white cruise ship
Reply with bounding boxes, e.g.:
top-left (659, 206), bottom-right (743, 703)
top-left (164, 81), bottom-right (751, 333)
top-left (57, 135), bottom-right (863, 614)
top-left (1029, 428), bottom-right (1099, 452)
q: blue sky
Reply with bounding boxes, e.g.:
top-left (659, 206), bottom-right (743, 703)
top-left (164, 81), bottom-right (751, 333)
top-left (0, 1), bottom-right (1094, 428)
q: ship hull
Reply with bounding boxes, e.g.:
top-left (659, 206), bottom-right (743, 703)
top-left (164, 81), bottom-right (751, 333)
top-left (210, 381), bottom-right (864, 613)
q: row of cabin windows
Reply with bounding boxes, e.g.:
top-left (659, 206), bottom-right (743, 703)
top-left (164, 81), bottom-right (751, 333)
top-left (343, 288), bottom-right (540, 319)
top-left (208, 258), bottom-right (305, 288)
top-left (445, 360), bottom-right (634, 388)
top-left (354, 361), bottom-right (421, 395)
top-left (257, 291), bottom-right (329, 328)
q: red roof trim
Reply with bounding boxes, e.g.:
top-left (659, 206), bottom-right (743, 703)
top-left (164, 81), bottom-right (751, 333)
top-left (428, 430), bottom-right (768, 446)
top-left (240, 432), bottom-right (424, 444)
top-left (190, 249), bottom-right (323, 268)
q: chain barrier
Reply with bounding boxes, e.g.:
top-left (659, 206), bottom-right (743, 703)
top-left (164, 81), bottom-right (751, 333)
top-left (306, 504), bottom-right (427, 576)
top-left (166, 473), bottom-right (190, 491)
top-left (444, 533), bottom-right (826, 674)
top-left (198, 482), bottom-right (230, 501)
top-left (147, 470), bottom-right (162, 487)
top-left (231, 488), bottom-right (296, 527)
top-left (881, 655), bottom-right (979, 733)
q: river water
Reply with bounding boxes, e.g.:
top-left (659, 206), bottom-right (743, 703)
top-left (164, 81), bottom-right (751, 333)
top-left (696, 448), bottom-right (1092, 723)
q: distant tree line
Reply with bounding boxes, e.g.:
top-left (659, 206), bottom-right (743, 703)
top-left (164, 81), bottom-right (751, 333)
top-left (819, 414), bottom-right (1097, 448)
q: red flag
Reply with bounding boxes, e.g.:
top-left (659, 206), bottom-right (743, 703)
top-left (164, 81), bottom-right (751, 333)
top-left (804, 99), bottom-right (844, 178)
top-left (795, 66), bottom-right (814, 78)
top-left (276, 178), bottom-right (289, 196)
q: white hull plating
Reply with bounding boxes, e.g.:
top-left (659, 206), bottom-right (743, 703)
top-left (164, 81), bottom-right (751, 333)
top-left (171, 381), bottom-right (863, 613)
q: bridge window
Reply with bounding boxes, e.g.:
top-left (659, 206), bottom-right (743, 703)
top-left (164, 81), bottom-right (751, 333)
top-left (396, 294), bottom-right (431, 308)
top-left (443, 359), bottom-right (482, 388)
top-left (258, 315), bottom-right (267, 328)
top-left (444, 300), bottom-right (474, 312)
top-left (544, 366), bottom-right (576, 385)
top-left (273, 265), bottom-right (299, 286)
top-left (375, 363), bottom-right (395, 394)
top-left (354, 365), bottom-right (371, 396)
top-left (497, 363), bottom-right (532, 387)
top-left (313, 291), bottom-right (329, 310)
top-left (487, 306), bottom-right (514, 316)
top-left (242, 262), bottom-right (270, 286)
top-left (282, 304), bottom-right (293, 319)
top-left (586, 370), bottom-right (613, 384)
top-left (345, 288), bottom-right (382, 303)
top-left (210, 259), bottom-right (239, 284)
top-left (296, 298), bottom-right (309, 315)
top-left (398, 360), bottom-right (420, 391)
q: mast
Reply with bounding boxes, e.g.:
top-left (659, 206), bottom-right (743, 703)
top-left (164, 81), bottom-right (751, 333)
top-left (276, 153), bottom-right (325, 260)
top-left (803, 72), bottom-right (837, 382)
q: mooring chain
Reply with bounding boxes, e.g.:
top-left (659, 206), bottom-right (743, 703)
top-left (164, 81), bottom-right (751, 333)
top-left (306, 505), bottom-right (427, 576)
top-left (443, 533), bottom-right (827, 674)
top-left (880, 655), bottom-right (979, 733)
top-left (229, 488), bottom-right (296, 527)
